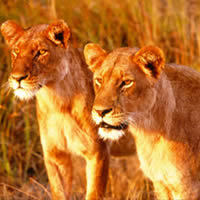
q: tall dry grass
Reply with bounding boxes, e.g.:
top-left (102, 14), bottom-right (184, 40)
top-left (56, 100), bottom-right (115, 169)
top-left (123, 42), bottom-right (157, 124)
top-left (0, 0), bottom-right (200, 199)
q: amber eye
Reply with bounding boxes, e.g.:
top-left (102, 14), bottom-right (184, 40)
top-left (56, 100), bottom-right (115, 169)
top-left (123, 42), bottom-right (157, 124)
top-left (39, 49), bottom-right (47, 55)
top-left (124, 80), bottom-right (132, 85)
top-left (95, 78), bottom-right (102, 87)
top-left (121, 80), bottom-right (134, 89)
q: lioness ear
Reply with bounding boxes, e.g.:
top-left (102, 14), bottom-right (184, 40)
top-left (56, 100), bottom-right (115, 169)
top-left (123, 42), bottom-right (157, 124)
top-left (84, 43), bottom-right (107, 72)
top-left (1, 20), bottom-right (24, 47)
top-left (45, 19), bottom-right (70, 48)
top-left (133, 46), bottom-right (165, 79)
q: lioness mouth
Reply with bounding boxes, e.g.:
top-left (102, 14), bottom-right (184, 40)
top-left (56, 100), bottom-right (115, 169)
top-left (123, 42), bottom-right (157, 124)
top-left (100, 122), bottom-right (128, 130)
top-left (38, 84), bottom-right (43, 88)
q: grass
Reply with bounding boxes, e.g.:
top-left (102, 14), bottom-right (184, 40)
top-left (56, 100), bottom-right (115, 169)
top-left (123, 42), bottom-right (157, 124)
top-left (0, 0), bottom-right (200, 199)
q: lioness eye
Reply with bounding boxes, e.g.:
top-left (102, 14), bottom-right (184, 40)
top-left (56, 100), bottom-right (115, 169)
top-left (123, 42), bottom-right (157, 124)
top-left (34, 49), bottom-right (48, 59)
top-left (39, 49), bottom-right (47, 55)
top-left (121, 80), bottom-right (134, 89)
top-left (95, 78), bottom-right (102, 87)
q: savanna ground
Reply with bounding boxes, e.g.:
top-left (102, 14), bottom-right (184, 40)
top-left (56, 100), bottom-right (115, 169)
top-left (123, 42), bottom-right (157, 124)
top-left (1, 0), bottom-right (200, 199)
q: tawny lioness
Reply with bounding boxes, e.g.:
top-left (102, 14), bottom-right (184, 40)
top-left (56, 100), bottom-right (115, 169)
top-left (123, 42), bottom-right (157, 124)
top-left (84, 43), bottom-right (200, 200)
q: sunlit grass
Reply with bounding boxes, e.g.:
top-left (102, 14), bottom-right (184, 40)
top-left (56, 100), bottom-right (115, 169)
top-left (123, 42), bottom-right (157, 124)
top-left (0, 0), bottom-right (200, 199)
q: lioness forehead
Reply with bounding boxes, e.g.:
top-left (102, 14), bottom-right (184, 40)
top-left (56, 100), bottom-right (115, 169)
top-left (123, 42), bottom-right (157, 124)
top-left (14, 24), bottom-right (48, 46)
top-left (96, 47), bottom-right (138, 77)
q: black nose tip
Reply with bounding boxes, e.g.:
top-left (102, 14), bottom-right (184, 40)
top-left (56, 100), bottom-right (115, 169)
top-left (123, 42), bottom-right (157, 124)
top-left (95, 108), bottom-right (112, 117)
top-left (11, 74), bottom-right (28, 82)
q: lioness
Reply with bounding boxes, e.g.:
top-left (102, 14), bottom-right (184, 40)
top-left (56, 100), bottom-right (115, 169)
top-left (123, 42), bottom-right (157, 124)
top-left (1, 20), bottom-right (136, 200)
top-left (1, 20), bottom-right (108, 200)
top-left (84, 44), bottom-right (200, 200)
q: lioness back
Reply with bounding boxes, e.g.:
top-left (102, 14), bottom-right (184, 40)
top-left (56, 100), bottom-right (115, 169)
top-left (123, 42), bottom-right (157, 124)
top-left (84, 44), bottom-right (200, 200)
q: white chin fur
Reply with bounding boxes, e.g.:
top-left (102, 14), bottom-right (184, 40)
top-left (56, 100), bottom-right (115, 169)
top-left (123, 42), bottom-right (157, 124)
top-left (98, 128), bottom-right (124, 141)
top-left (92, 111), bottom-right (102, 125)
top-left (14, 89), bottom-right (37, 100)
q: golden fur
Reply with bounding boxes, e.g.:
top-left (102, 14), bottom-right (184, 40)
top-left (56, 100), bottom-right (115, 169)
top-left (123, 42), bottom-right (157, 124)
top-left (84, 44), bottom-right (200, 200)
top-left (1, 20), bottom-right (135, 200)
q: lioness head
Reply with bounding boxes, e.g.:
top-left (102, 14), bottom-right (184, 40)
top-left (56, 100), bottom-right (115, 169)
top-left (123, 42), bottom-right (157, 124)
top-left (84, 44), bottom-right (165, 140)
top-left (1, 20), bottom-right (70, 100)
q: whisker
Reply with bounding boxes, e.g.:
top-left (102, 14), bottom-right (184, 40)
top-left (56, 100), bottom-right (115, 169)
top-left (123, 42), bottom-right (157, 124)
top-left (1, 81), bottom-right (9, 90)
top-left (127, 118), bottom-right (137, 128)
top-left (119, 124), bottom-right (124, 129)
top-left (5, 87), bottom-right (12, 96)
top-left (112, 111), bottom-right (138, 118)
top-left (123, 111), bottom-right (136, 115)
top-left (0, 82), bottom-right (12, 96)
top-left (128, 118), bottom-right (135, 123)
top-left (111, 113), bottom-right (126, 119)
top-left (111, 115), bottom-right (123, 119)
top-left (23, 80), bottom-right (38, 84)
top-left (112, 115), bottom-right (125, 118)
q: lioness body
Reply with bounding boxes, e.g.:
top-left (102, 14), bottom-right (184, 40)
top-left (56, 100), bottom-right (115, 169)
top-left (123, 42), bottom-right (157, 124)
top-left (1, 20), bottom-right (109, 200)
top-left (84, 45), bottom-right (200, 199)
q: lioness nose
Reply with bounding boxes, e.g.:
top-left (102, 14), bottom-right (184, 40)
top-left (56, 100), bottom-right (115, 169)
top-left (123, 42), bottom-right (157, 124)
top-left (11, 74), bottom-right (28, 82)
top-left (95, 108), bottom-right (112, 117)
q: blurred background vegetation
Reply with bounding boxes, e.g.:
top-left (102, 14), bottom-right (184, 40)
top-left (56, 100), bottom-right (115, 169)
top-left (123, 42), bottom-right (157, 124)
top-left (1, 0), bottom-right (200, 199)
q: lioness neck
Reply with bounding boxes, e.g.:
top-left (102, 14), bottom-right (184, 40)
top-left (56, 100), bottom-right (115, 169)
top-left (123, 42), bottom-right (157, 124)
top-left (131, 73), bottom-right (176, 136)
top-left (36, 43), bottom-right (94, 119)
